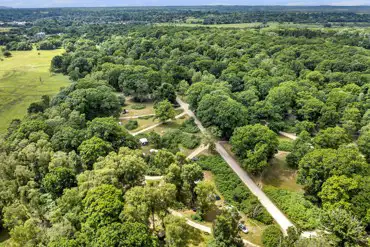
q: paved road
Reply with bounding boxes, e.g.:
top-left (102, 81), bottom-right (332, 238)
top-left (176, 97), bottom-right (294, 235)
top-left (132, 112), bottom-right (186, 136)
top-left (176, 97), bottom-right (207, 133)
top-left (215, 142), bottom-right (294, 235)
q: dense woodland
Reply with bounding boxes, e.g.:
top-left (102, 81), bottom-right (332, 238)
top-left (1, 6), bottom-right (370, 25)
top-left (0, 6), bottom-right (370, 247)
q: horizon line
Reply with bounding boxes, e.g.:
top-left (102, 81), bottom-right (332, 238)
top-left (1, 5), bottom-right (370, 9)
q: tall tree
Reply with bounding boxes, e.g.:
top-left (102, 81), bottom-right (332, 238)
top-left (154, 100), bottom-right (176, 122)
top-left (230, 124), bottom-right (278, 174)
top-left (210, 209), bottom-right (243, 247)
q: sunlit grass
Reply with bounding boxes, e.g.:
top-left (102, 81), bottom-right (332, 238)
top-left (0, 48), bottom-right (70, 133)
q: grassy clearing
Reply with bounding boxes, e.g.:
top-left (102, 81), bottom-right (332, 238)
top-left (121, 111), bottom-right (186, 133)
top-left (261, 152), bottom-right (303, 192)
top-left (149, 115), bottom-right (188, 135)
top-left (240, 218), bottom-right (267, 246)
top-left (122, 97), bottom-right (155, 116)
top-left (0, 49), bottom-right (70, 133)
top-left (121, 116), bottom-right (159, 131)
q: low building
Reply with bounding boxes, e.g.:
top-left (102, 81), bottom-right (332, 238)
top-left (35, 32), bottom-right (46, 40)
top-left (139, 138), bottom-right (149, 146)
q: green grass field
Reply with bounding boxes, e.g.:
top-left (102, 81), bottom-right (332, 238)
top-left (261, 152), bottom-right (303, 192)
top-left (0, 48), bottom-right (70, 133)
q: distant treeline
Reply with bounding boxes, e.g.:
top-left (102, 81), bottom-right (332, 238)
top-left (0, 6), bottom-right (370, 24)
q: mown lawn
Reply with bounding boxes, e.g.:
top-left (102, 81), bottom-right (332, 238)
top-left (121, 97), bottom-right (156, 117)
top-left (0, 48), bottom-right (70, 133)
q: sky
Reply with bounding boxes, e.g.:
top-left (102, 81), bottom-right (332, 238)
top-left (0, 0), bottom-right (369, 8)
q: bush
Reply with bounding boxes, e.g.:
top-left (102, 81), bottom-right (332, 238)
top-left (262, 225), bottom-right (283, 247)
top-left (191, 213), bottom-right (203, 222)
top-left (180, 118), bottom-right (199, 133)
top-left (180, 133), bottom-right (201, 149)
top-left (38, 41), bottom-right (56, 50)
top-left (3, 50), bottom-right (11, 57)
top-left (198, 156), bottom-right (273, 224)
top-left (278, 139), bottom-right (293, 152)
top-left (124, 120), bottom-right (138, 130)
top-left (131, 104), bottom-right (146, 110)
top-left (263, 186), bottom-right (322, 230)
top-left (161, 129), bottom-right (200, 150)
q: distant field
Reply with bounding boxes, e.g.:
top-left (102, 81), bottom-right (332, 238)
top-left (0, 28), bottom-right (10, 33)
top-left (0, 48), bottom-right (70, 133)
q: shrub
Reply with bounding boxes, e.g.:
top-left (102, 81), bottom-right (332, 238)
top-left (124, 120), bottom-right (138, 130)
top-left (278, 139), bottom-right (293, 152)
top-left (161, 129), bottom-right (200, 150)
top-left (262, 225), bottom-right (283, 247)
top-left (180, 118), bottom-right (199, 133)
top-left (3, 50), bottom-right (11, 57)
top-left (198, 156), bottom-right (273, 224)
top-left (180, 133), bottom-right (201, 149)
top-left (131, 104), bottom-right (146, 110)
top-left (263, 186), bottom-right (322, 230)
top-left (191, 213), bottom-right (203, 222)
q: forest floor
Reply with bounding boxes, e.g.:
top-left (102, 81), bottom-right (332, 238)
top-left (0, 48), bottom-right (70, 133)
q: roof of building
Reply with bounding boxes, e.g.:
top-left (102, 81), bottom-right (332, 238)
top-left (139, 138), bottom-right (148, 143)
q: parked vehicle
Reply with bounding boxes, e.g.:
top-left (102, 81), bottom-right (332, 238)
top-left (238, 223), bottom-right (249, 233)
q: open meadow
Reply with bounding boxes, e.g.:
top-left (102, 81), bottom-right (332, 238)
top-left (0, 48), bottom-right (70, 133)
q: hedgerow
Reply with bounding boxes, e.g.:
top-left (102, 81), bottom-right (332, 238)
top-left (198, 155), bottom-right (273, 224)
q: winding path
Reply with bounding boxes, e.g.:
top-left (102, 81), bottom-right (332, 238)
top-left (120, 113), bottom-right (155, 120)
top-left (187, 144), bottom-right (209, 159)
top-left (132, 112), bottom-right (186, 136)
top-left (278, 131), bottom-right (297, 140)
top-left (176, 97), bottom-right (294, 235)
top-left (169, 209), bottom-right (259, 247)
